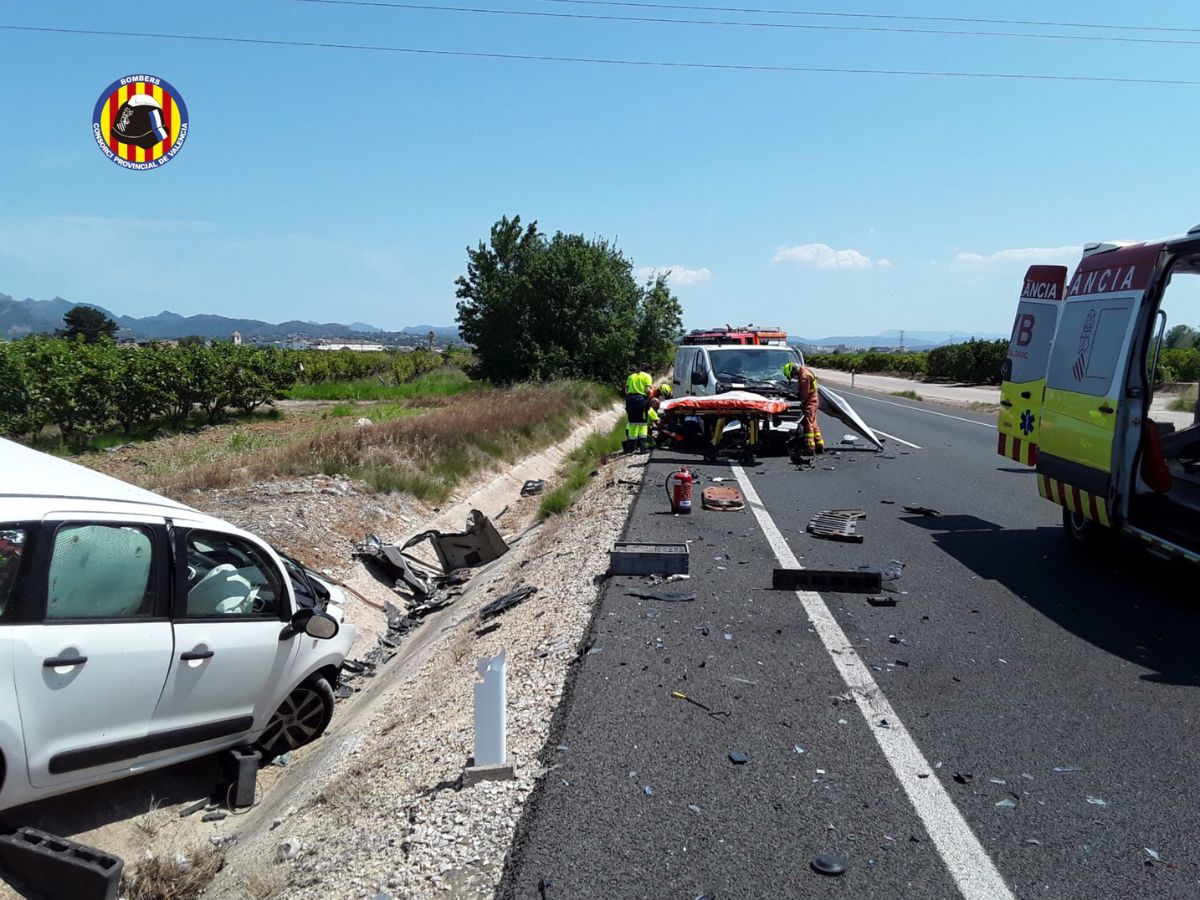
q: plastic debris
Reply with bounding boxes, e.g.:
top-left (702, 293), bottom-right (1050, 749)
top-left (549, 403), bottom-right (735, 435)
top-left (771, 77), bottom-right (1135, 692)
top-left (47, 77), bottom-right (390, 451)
top-left (807, 510), bottom-right (867, 543)
top-left (728, 750), bottom-right (749, 765)
top-left (702, 486), bottom-right (745, 511)
top-left (995, 798), bottom-right (1018, 809)
top-left (521, 479), bottom-right (546, 496)
top-left (723, 632), bottom-right (733, 640)
top-left (1086, 796), bottom-right (1107, 806)
top-left (688, 804), bottom-right (703, 815)
top-left (1052, 765), bottom-right (1083, 773)
top-left (626, 590), bottom-right (696, 603)
top-left (952, 772), bottom-right (973, 785)
top-left (643, 786), bottom-right (654, 797)
top-left (841, 434), bottom-right (859, 444)
top-left (810, 853), bottom-right (847, 877)
top-left (794, 745), bottom-right (806, 754)
top-left (1144, 848), bottom-right (1161, 862)
top-left (867, 596), bottom-right (898, 607)
top-left (201, 811), bottom-right (227, 823)
top-left (276, 837), bottom-right (303, 862)
top-left (988, 778), bottom-right (1006, 785)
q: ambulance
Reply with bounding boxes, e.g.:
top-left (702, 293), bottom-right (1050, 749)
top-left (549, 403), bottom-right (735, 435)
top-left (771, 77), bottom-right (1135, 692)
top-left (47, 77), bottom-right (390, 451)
top-left (999, 226), bottom-right (1200, 563)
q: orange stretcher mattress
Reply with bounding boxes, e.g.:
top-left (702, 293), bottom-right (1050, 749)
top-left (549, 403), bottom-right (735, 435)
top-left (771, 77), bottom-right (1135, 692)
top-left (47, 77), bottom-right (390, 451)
top-left (660, 391), bottom-right (789, 416)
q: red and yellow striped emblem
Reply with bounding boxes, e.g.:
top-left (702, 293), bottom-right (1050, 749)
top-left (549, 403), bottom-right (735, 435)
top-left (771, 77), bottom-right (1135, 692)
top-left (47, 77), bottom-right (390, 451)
top-left (1038, 474), bottom-right (1110, 527)
top-left (997, 432), bottom-right (1037, 466)
top-left (98, 83), bottom-right (179, 162)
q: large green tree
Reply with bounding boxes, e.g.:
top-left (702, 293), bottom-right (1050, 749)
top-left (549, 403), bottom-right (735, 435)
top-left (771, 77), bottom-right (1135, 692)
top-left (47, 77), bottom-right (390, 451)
top-left (455, 215), bottom-right (683, 385)
top-left (58, 305), bottom-right (119, 343)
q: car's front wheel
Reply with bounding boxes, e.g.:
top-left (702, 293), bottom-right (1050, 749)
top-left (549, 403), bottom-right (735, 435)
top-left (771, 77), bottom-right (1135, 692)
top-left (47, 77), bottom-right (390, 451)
top-left (257, 676), bottom-right (335, 759)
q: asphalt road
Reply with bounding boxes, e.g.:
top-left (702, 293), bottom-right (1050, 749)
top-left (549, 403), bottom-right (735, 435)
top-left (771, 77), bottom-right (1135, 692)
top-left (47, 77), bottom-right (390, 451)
top-left (498, 390), bottom-right (1200, 900)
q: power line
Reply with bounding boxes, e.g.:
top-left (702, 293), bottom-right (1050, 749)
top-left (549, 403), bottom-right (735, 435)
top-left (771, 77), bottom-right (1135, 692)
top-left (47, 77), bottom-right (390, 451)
top-left (530, 0), bottom-right (1200, 36)
top-left (295, 0), bottom-right (1200, 47)
top-left (3, 23), bottom-right (1199, 85)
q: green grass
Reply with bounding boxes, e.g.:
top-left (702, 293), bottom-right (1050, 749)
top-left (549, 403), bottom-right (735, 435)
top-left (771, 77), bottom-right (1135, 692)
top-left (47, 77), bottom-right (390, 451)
top-left (37, 407), bottom-right (284, 457)
top-left (889, 389), bottom-right (924, 402)
top-left (289, 367), bottom-right (479, 401)
top-left (1169, 394), bottom-right (1197, 412)
top-left (539, 420), bottom-right (627, 518)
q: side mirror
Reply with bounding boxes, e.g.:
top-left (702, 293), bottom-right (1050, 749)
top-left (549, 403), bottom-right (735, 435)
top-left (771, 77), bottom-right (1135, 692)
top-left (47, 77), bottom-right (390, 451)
top-left (280, 608), bottom-right (338, 641)
top-left (304, 611), bottom-right (339, 640)
top-left (691, 370), bottom-right (707, 385)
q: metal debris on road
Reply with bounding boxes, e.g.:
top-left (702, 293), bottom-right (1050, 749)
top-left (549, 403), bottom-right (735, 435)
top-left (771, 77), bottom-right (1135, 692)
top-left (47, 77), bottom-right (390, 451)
top-left (401, 509), bottom-right (510, 572)
top-left (807, 510), bottom-right (867, 543)
top-left (521, 480), bottom-right (546, 496)
top-left (728, 750), bottom-right (749, 765)
top-left (671, 690), bottom-right (730, 720)
top-left (810, 854), bottom-right (847, 877)
top-left (479, 586), bottom-right (538, 621)
top-left (774, 568), bottom-right (882, 593)
top-left (902, 505), bottom-right (940, 516)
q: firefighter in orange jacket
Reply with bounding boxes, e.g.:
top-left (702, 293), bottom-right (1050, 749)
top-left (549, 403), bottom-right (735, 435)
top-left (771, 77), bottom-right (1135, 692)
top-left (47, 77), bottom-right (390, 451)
top-left (784, 361), bottom-right (824, 454)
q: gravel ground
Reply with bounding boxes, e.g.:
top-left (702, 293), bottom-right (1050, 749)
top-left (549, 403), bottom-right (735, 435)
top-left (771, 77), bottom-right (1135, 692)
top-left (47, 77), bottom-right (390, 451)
top-left (200, 445), bottom-right (642, 899)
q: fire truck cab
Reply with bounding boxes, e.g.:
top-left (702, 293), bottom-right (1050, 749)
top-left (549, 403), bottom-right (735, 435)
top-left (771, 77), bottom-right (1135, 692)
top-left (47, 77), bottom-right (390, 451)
top-left (1001, 226), bottom-right (1200, 564)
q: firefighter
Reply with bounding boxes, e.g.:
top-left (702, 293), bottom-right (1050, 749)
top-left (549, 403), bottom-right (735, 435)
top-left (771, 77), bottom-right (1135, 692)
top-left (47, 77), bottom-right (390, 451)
top-left (625, 363), bottom-right (654, 454)
top-left (784, 361), bottom-right (824, 454)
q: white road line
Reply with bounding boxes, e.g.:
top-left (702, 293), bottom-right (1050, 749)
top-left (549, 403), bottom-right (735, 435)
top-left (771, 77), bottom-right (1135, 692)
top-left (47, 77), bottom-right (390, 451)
top-left (731, 465), bottom-right (1015, 900)
top-left (873, 429), bottom-right (923, 450)
top-left (835, 390), bottom-right (997, 429)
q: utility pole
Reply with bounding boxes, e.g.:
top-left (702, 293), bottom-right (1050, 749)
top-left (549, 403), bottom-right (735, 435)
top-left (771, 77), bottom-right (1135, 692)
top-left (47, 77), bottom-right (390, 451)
top-left (899, 329), bottom-right (905, 352)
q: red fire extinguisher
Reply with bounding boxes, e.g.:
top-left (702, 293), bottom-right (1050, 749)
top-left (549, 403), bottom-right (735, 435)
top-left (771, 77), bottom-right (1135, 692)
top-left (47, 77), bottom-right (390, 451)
top-left (665, 466), bottom-right (693, 514)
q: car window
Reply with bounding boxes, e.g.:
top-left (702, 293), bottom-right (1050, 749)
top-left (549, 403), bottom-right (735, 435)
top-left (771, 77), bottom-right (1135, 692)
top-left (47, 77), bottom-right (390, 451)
top-left (185, 531), bottom-right (284, 618)
top-left (47, 524), bottom-right (155, 620)
top-left (0, 526), bottom-right (27, 616)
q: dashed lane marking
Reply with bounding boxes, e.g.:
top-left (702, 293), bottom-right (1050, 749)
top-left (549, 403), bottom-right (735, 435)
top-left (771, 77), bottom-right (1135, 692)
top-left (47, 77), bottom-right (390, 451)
top-left (731, 464), bottom-right (1015, 900)
top-left (835, 390), bottom-right (997, 428)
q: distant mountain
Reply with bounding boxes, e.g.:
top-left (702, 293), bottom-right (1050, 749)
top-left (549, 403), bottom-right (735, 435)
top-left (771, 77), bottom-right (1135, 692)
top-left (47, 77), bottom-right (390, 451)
top-left (0, 293), bottom-right (459, 344)
top-left (793, 329), bottom-right (1007, 350)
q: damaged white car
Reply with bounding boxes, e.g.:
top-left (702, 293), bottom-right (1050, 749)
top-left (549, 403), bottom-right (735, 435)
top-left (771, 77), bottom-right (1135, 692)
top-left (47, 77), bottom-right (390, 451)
top-left (0, 438), bottom-right (356, 811)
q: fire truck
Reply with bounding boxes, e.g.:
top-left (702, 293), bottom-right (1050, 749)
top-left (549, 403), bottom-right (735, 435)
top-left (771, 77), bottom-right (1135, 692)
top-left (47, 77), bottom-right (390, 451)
top-left (681, 325), bottom-right (789, 347)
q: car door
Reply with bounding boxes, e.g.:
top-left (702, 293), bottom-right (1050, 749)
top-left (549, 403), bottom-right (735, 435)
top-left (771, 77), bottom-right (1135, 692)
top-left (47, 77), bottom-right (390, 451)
top-left (692, 349), bottom-right (712, 396)
top-left (673, 348), bottom-right (695, 396)
top-left (1037, 243), bottom-right (1164, 524)
top-left (997, 265), bottom-right (1067, 465)
top-left (147, 523), bottom-right (299, 755)
top-left (11, 514), bottom-right (173, 788)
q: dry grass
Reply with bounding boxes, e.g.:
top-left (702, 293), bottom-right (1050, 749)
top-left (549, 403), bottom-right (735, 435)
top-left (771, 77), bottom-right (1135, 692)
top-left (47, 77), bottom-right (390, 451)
top-left (121, 845), bottom-right (225, 900)
top-left (155, 381), bottom-right (613, 503)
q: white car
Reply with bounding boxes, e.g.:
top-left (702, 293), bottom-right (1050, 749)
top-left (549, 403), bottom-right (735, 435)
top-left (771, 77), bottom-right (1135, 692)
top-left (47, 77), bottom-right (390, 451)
top-left (0, 438), bottom-right (357, 811)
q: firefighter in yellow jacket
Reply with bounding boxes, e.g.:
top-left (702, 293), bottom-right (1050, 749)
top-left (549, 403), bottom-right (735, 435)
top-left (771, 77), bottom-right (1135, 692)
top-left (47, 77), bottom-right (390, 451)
top-left (784, 361), bottom-right (824, 454)
top-left (625, 364), bottom-right (653, 454)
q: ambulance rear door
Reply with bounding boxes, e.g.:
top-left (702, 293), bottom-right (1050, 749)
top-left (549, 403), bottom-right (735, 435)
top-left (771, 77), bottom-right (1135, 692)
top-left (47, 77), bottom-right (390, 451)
top-left (1036, 243), bottom-right (1165, 525)
top-left (997, 265), bottom-right (1067, 465)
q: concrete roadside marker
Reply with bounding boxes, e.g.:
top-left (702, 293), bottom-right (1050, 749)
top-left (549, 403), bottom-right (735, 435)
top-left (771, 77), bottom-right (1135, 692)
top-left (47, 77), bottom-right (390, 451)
top-left (464, 651), bottom-right (515, 786)
top-left (731, 465), bottom-right (1015, 900)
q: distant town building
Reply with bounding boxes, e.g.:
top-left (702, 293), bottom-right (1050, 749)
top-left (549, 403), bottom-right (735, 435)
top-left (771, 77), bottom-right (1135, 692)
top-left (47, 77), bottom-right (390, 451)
top-left (232, 331), bottom-right (242, 346)
top-left (311, 340), bottom-right (387, 352)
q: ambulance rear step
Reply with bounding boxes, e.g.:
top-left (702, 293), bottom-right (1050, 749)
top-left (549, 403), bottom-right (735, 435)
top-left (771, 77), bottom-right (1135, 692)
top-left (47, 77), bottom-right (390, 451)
top-left (1121, 523), bottom-right (1200, 566)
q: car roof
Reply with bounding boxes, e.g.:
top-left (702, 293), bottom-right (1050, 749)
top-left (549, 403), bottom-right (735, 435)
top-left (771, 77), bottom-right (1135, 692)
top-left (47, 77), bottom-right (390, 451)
top-left (0, 437), bottom-right (196, 514)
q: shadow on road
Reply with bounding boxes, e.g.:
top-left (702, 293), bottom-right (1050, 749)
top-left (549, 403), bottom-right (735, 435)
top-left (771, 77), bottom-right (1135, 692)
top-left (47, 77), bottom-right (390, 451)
top-left (903, 516), bottom-right (1200, 687)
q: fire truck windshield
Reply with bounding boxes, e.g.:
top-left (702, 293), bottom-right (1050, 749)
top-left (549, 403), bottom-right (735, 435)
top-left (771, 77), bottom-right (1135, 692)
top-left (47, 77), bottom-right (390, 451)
top-left (709, 348), bottom-right (796, 383)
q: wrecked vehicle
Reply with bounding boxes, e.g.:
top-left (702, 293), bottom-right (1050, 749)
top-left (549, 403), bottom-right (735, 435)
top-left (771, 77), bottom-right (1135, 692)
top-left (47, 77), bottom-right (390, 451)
top-left (668, 328), bottom-right (883, 454)
top-left (0, 438), bottom-right (356, 811)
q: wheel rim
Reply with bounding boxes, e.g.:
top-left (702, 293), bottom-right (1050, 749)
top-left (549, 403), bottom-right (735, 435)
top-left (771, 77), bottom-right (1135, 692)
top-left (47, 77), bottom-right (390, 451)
top-left (261, 686), bottom-right (326, 751)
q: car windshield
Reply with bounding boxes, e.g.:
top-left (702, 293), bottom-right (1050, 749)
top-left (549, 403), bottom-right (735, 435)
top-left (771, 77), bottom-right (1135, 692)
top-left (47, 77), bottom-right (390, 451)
top-left (709, 348), bottom-right (796, 383)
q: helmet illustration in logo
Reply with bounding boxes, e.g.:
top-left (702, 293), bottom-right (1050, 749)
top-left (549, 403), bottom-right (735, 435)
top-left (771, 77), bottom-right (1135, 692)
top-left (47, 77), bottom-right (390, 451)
top-left (111, 94), bottom-right (169, 150)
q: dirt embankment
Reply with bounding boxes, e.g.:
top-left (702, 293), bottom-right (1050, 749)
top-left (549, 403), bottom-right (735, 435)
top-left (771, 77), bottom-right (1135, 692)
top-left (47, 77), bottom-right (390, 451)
top-left (3, 404), bottom-right (636, 900)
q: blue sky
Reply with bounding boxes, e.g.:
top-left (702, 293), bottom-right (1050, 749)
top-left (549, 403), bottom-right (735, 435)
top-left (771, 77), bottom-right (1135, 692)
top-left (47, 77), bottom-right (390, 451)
top-left (2, 1), bottom-right (1199, 338)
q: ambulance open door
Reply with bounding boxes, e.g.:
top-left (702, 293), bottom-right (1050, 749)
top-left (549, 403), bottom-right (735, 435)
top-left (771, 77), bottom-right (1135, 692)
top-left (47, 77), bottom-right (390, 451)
top-left (997, 265), bottom-right (1067, 465)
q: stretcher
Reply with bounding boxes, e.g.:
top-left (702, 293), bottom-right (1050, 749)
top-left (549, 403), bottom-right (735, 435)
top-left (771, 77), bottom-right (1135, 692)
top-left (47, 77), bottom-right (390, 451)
top-left (659, 391), bottom-right (790, 462)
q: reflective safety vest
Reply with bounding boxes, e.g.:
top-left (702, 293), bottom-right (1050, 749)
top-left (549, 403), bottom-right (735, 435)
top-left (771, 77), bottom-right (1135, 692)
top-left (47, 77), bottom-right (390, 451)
top-left (626, 371), bottom-right (652, 396)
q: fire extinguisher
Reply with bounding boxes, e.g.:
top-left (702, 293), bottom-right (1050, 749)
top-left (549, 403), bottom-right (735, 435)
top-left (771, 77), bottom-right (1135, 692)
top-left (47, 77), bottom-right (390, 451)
top-left (665, 466), bottom-right (693, 514)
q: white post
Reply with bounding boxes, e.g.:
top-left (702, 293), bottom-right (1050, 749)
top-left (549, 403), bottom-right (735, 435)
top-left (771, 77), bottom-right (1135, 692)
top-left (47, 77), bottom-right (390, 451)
top-left (471, 652), bottom-right (509, 772)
